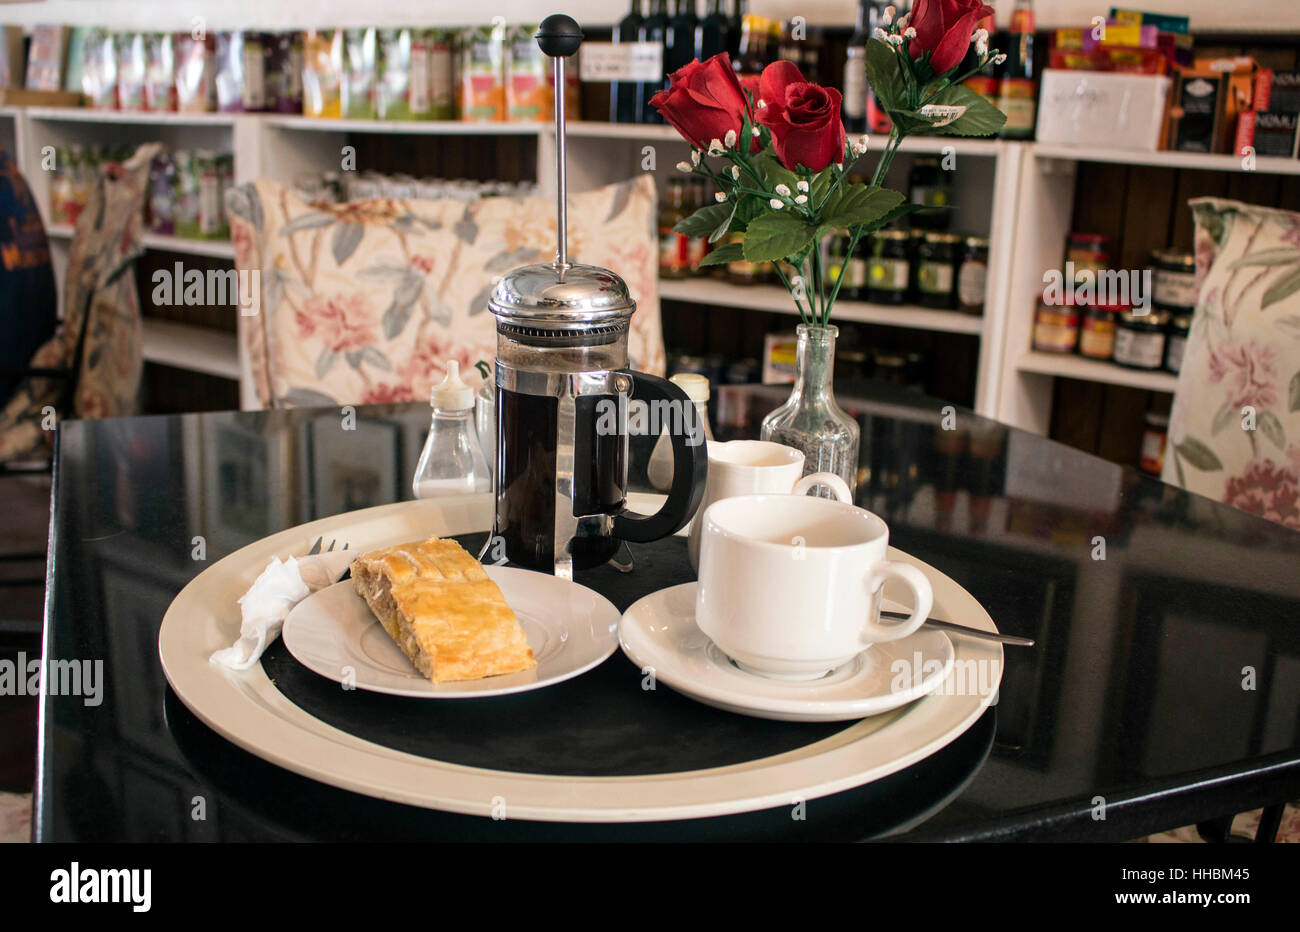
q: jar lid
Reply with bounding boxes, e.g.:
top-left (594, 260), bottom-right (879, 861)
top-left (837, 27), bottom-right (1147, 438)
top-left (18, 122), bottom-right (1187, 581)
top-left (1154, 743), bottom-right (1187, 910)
top-left (964, 236), bottom-right (989, 248)
top-left (924, 232), bottom-right (961, 244)
top-left (1151, 247), bottom-right (1195, 269)
top-left (1122, 307), bottom-right (1167, 323)
top-left (876, 229), bottom-right (910, 241)
top-left (489, 262), bottom-right (636, 333)
top-left (1068, 232), bottom-right (1111, 244)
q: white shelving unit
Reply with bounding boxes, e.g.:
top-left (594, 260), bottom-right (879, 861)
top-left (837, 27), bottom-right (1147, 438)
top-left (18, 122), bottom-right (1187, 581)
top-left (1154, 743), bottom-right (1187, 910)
top-left (8, 106), bottom-right (1298, 427)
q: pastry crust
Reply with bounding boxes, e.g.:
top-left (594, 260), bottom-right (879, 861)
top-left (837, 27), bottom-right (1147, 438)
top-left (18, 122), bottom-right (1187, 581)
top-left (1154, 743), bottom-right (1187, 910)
top-left (351, 537), bottom-right (536, 683)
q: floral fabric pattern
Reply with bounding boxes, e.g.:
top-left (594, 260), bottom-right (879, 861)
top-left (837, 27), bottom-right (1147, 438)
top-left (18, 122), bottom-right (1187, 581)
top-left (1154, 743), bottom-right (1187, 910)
top-left (1163, 198), bottom-right (1300, 530)
top-left (0, 143), bottom-right (156, 463)
top-left (226, 175), bottom-right (664, 409)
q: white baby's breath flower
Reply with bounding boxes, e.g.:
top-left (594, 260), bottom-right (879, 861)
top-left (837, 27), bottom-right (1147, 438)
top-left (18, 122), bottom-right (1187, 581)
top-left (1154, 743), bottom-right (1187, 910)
top-left (751, 126), bottom-right (761, 137)
top-left (676, 161), bottom-right (692, 172)
top-left (887, 34), bottom-right (904, 47)
top-left (903, 27), bottom-right (916, 40)
top-left (897, 13), bottom-right (909, 29)
top-left (731, 165), bottom-right (740, 179)
top-left (974, 27), bottom-right (989, 43)
top-left (724, 129), bottom-right (737, 148)
top-left (852, 135), bottom-right (869, 156)
top-left (769, 198), bottom-right (784, 210)
top-left (774, 183), bottom-right (791, 196)
top-left (873, 27), bottom-right (889, 41)
top-left (757, 98), bottom-right (767, 109)
top-left (993, 53), bottom-right (1007, 65)
top-left (794, 194), bottom-right (808, 204)
top-left (708, 138), bottom-right (724, 155)
top-left (796, 179), bottom-right (809, 192)
top-left (690, 149), bottom-right (701, 166)
top-left (715, 191), bottom-right (727, 203)
top-left (882, 5), bottom-right (895, 26)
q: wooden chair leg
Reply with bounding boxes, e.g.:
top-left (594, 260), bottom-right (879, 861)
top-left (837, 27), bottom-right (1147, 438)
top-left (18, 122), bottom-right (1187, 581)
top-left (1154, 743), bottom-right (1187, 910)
top-left (1254, 804), bottom-right (1285, 844)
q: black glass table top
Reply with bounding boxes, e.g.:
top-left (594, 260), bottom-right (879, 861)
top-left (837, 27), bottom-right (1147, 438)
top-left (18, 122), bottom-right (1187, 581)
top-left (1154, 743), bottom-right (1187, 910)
top-left (32, 383), bottom-right (1300, 841)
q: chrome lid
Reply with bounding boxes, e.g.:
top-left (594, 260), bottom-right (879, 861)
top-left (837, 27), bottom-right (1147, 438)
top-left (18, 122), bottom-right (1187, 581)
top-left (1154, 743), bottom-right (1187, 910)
top-left (489, 262), bottom-right (636, 332)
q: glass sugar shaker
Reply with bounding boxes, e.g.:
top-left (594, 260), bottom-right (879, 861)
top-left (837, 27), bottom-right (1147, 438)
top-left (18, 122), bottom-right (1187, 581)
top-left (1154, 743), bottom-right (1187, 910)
top-left (412, 361), bottom-right (491, 499)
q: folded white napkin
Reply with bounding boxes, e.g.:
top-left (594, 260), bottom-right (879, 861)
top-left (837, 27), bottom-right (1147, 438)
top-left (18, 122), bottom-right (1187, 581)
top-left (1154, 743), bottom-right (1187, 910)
top-left (209, 550), bottom-right (356, 671)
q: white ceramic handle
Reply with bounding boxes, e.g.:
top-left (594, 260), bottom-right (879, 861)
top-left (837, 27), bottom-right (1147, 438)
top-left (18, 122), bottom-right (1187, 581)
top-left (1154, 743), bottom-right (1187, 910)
top-left (791, 471), bottom-right (852, 502)
top-left (861, 562), bottom-right (933, 644)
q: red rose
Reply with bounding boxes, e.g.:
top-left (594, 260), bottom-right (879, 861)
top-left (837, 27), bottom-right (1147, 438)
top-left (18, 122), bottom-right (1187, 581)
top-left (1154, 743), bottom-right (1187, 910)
top-left (650, 53), bottom-right (754, 151)
top-left (756, 61), bottom-right (846, 173)
top-left (909, 0), bottom-right (995, 76)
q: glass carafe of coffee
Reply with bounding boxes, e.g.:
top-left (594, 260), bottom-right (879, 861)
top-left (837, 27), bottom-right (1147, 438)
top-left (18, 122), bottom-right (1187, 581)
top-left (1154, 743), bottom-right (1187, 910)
top-left (487, 14), bottom-right (708, 578)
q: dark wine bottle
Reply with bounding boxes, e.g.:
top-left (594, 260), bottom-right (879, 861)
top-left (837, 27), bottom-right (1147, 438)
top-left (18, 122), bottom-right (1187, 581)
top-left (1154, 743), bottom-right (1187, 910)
top-left (612, 0), bottom-right (645, 123)
top-left (696, 0), bottom-right (730, 61)
top-left (638, 0), bottom-right (671, 124)
top-left (997, 0), bottom-right (1037, 139)
top-left (727, 0), bottom-right (746, 58)
top-left (843, 0), bottom-right (869, 134)
top-left (666, 0), bottom-right (699, 75)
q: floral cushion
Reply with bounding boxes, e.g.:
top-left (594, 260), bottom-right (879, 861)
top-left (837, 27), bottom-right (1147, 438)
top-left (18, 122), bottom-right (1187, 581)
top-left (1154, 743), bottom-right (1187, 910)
top-left (0, 143), bottom-right (155, 463)
top-left (226, 175), bottom-right (664, 409)
top-left (1163, 197), bottom-right (1300, 529)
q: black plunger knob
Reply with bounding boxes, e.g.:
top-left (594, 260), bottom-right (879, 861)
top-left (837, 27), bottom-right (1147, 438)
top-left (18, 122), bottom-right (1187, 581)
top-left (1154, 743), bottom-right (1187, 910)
top-left (535, 14), bottom-right (583, 58)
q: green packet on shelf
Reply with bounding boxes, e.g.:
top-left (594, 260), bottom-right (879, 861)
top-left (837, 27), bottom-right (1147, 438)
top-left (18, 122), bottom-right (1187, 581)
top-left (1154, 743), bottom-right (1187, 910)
top-left (377, 28), bottom-right (427, 121)
top-left (343, 27), bottom-right (377, 119)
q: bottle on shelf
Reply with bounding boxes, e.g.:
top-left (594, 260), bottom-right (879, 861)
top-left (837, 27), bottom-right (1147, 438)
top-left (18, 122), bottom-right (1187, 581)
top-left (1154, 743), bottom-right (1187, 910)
top-left (727, 0), bottom-right (746, 58)
top-left (659, 177), bottom-right (703, 279)
top-left (667, 0), bottom-right (699, 78)
top-left (412, 361), bottom-right (491, 499)
top-left (696, 0), bottom-right (732, 61)
top-left (732, 12), bottom-right (770, 97)
top-left (611, 0), bottom-right (645, 123)
top-left (961, 12), bottom-right (999, 108)
top-left (863, 2), bottom-right (894, 134)
top-left (997, 0), bottom-right (1037, 140)
top-left (777, 19), bottom-right (821, 85)
top-left (638, 0), bottom-right (671, 123)
top-left (907, 157), bottom-right (952, 231)
top-left (843, 0), bottom-right (870, 135)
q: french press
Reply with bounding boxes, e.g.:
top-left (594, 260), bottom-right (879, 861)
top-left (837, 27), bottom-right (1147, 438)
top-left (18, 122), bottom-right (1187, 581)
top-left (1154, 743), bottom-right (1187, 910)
top-left (485, 14), bottom-right (708, 579)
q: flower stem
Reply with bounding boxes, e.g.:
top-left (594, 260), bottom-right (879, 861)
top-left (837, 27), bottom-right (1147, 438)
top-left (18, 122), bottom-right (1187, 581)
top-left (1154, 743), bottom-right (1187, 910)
top-left (771, 260), bottom-right (811, 327)
top-left (870, 125), bottom-right (905, 189)
top-left (822, 227), bottom-right (864, 322)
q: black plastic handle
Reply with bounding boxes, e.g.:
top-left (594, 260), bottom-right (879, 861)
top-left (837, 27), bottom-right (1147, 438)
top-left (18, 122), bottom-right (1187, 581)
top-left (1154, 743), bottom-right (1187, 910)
top-left (611, 369), bottom-right (708, 543)
top-left (535, 14), bottom-right (583, 57)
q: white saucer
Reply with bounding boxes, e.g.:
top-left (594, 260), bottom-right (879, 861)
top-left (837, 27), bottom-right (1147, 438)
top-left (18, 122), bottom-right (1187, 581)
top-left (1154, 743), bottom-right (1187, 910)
top-left (619, 582), bottom-right (955, 722)
top-left (282, 565), bottom-right (620, 698)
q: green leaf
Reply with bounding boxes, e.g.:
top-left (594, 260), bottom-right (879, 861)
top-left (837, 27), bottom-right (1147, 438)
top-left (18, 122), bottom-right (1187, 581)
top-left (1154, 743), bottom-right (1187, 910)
top-left (856, 202), bottom-right (926, 235)
top-left (863, 38), bottom-right (906, 114)
top-left (279, 212), bottom-right (334, 236)
top-left (925, 84), bottom-right (1007, 137)
top-left (753, 151), bottom-right (800, 192)
top-left (332, 222), bottom-right (364, 265)
top-left (741, 211), bottom-right (816, 263)
top-left (727, 196), bottom-right (763, 234)
top-left (1211, 400), bottom-right (1238, 435)
top-left (1290, 370), bottom-right (1300, 412)
top-left (1258, 410), bottom-right (1287, 451)
top-left (674, 202), bottom-right (733, 238)
top-left (1175, 438), bottom-right (1224, 472)
top-left (698, 242), bottom-right (745, 267)
top-left (822, 185), bottom-right (905, 231)
top-left (809, 168), bottom-right (835, 208)
top-left (1225, 248), bottom-right (1300, 270)
top-left (1262, 265), bottom-right (1300, 309)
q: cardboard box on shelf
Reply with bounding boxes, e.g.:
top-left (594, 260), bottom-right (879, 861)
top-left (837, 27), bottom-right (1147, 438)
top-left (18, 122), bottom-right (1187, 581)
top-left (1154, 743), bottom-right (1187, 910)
top-left (1036, 69), bottom-right (1171, 151)
top-left (1167, 69), bottom-right (1228, 153)
top-left (25, 24), bottom-right (69, 92)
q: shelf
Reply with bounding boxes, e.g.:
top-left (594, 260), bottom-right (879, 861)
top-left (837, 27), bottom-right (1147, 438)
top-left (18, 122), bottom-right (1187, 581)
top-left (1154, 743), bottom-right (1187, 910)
top-left (24, 106), bottom-right (236, 126)
top-left (1032, 143), bottom-right (1300, 176)
top-left (1016, 351), bottom-right (1178, 392)
top-left (262, 115), bottom-right (543, 135)
top-left (565, 120), bottom-right (1003, 156)
top-left (141, 319), bottom-right (240, 380)
top-left (47, 224), bottom-right (235, 259)
top-left (659, 279), bottom-right (984, 335)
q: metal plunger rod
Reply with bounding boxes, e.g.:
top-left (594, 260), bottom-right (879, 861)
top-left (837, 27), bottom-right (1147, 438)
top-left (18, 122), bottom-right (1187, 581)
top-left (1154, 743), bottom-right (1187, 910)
top-left (535, 14), bottom-right (583, 274)
top-left (554, 53), bottom-right (568, 270)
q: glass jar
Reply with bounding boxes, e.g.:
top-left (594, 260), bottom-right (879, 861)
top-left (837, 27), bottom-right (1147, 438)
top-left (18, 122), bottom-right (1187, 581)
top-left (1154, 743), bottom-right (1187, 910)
top-left (1066, 232), bottom-right (1112, 282)
top-left (725, 232), bottom-right (761, 285)
top-left (1079, 302), bottom-right (1122, 360)
top-left (1113, 308), bottom-right (1168, 369)
top-left (908, 157), bottom-right (951, 231)
top-left (1165, 313), bottom-right (1190, 374)
top-left (1139, 412), bottom-right (1169, 475)
top-left (957, 236), bottom-right (988, 315)
top-left (1151, 248), bottom-right (1196, 312)
top-left (866, 230), bottom-right (911, 304)
top-left (1033, 302), bottom-right (1079, 353)
top-left (760, 324), bottom-right (860, 499)
top-left (915, 232), bottom-right (960, 309)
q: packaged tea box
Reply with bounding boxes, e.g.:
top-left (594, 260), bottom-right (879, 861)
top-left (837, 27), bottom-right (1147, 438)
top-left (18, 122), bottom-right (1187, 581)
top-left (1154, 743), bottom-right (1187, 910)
top-left (342, 28), bottom-right (377, 119)
top-left (195, 150), bottom-right (224, 238)
top-left (116, 33), bottom-right (147, 110)
top-left (505, 24), bottom-right (548, 122)
top-left (216, 31), bottom-right (266, 112)
top-left (174, 32), bottom-right (216, 112)
top-left (266, 31), bottom-right (303, 113)
top-left (173, 150), bottom-right (203, 238)
top-left (62, 27), bottom-right (91, 94)
top-left (82, 30), bottom-right (118, 109)
top-left (24, 24), bottom-right (68, 92)
top-left (143, 34), bottom-right (175, 111)
top-left (429, 29), bottom-right (455, 119)
top-left (458, 25), bottom-right (505, 122)
top-left (302, 29), bottom-right (342, 118)
top-left (241, 32), bottom-right (267, 111)
top-left (148, 151), bottom-right (176, 235)
top-left (377, 28), bottom-right (426, 120)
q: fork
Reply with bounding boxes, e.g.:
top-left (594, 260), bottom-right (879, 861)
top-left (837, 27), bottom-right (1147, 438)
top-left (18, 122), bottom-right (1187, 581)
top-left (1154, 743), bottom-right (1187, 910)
top-left (306, 537), bottom-right (350, 556)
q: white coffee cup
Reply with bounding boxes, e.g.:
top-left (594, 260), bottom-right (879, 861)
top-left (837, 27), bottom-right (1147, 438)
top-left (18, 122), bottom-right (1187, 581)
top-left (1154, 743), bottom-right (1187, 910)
top-left (695, 493), bottom-right (933, 680)
top-left (687, 440), bottom-right (852, 570)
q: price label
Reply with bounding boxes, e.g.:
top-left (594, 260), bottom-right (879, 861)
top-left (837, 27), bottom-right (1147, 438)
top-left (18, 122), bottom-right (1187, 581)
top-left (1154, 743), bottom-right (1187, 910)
top-left (579, 42), bottom-right (664, 82)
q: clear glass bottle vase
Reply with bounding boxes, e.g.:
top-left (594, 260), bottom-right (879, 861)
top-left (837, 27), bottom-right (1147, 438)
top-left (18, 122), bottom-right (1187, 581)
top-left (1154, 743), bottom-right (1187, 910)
top-left (760, 324), bottom-right (860, 499)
